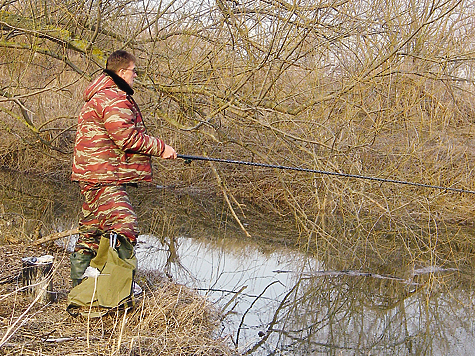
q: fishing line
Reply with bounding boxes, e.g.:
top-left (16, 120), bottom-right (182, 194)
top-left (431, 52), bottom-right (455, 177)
top-left (177, 154), bottom-right (475, 195)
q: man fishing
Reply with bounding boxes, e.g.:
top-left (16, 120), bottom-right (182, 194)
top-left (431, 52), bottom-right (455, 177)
top-left (70, 50), bottom-right (176, 289)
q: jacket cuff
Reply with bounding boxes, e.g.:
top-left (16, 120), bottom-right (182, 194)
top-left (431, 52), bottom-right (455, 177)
top-left (158, 139), bottom-right (165, 156)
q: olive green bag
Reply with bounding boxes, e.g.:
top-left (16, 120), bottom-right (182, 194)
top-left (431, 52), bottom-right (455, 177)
top-left (67, 233), bottom-right (137, 317)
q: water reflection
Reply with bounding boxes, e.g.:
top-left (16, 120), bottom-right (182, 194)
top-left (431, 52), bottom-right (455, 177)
top-left (135, 234), bottom-right (475, 355)
top-left (136, 234), bottom-right (312, 346)
top-left (1, 169), bottom-right (475, 355)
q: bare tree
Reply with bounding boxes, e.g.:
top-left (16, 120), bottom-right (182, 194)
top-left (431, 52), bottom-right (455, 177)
top-left (1, 0), bottom-right (475, 254)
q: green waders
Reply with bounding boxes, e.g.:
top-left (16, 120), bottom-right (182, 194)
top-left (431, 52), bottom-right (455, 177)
top-left (70, 251), bottom-right (93, 287)
top-left (70, 234), bottom-right (134, 287)
top-left (67, 232), bottom-right (137, 317)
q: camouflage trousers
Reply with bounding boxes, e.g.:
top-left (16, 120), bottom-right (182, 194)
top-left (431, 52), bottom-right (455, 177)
top-left (75, 183), bottom-right (138, 255)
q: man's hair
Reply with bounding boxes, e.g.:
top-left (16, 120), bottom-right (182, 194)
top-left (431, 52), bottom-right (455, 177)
top-left (106, 50), bottom-right (136, 73)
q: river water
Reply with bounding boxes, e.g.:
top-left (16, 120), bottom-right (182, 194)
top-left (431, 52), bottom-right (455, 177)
top-left (1, 169), bottom-right (475, 355)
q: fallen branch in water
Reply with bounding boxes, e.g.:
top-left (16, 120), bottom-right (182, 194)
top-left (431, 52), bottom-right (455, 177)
top-left (32, 228), bottom-right (79, 246)
top-left (273, 267), bottom-right (459, 285)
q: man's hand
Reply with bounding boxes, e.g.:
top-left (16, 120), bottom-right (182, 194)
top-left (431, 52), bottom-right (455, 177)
top-left (161, 144), bottom-right (177, 159)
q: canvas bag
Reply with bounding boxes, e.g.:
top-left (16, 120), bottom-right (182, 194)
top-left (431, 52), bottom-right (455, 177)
top-left (67, 233), bottom-right (137, 317)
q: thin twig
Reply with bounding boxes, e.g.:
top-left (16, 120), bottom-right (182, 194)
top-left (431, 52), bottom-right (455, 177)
top-left (207, 156), bottom-right (251, 237)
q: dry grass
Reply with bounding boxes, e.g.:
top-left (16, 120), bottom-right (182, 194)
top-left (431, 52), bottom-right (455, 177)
top-left (0, 243), bottom-right (234, 356)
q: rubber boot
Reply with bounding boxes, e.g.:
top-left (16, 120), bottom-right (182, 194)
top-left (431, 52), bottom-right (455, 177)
top-left (116, 235), bottom-right (134, 260)
top-left (70, 252), bottom-right (93, 287)
top-left (116, 235), bottom-right (142, 298)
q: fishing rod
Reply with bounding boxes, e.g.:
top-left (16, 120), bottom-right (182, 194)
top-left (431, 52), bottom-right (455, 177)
top-left (177, 154), bottom-right (475, 195)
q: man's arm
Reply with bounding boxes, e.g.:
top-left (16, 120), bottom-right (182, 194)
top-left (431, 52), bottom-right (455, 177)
top-left (103, 99), bottom-right (165, 156)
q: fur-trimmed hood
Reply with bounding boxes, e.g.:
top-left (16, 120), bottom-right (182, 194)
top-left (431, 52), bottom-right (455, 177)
top-left (83, 70), bottom-right (134, 102)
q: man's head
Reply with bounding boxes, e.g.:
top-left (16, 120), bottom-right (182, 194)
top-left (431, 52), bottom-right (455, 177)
top-left (106, 50), bottom-right (137, 87)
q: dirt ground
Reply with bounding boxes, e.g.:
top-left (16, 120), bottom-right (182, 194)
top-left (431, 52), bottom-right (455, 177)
top-left (0, 242), bottom-right (235, 355)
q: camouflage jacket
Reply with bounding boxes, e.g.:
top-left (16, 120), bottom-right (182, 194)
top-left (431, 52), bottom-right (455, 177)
top-left (71, 70), bottom-right (165, 184)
